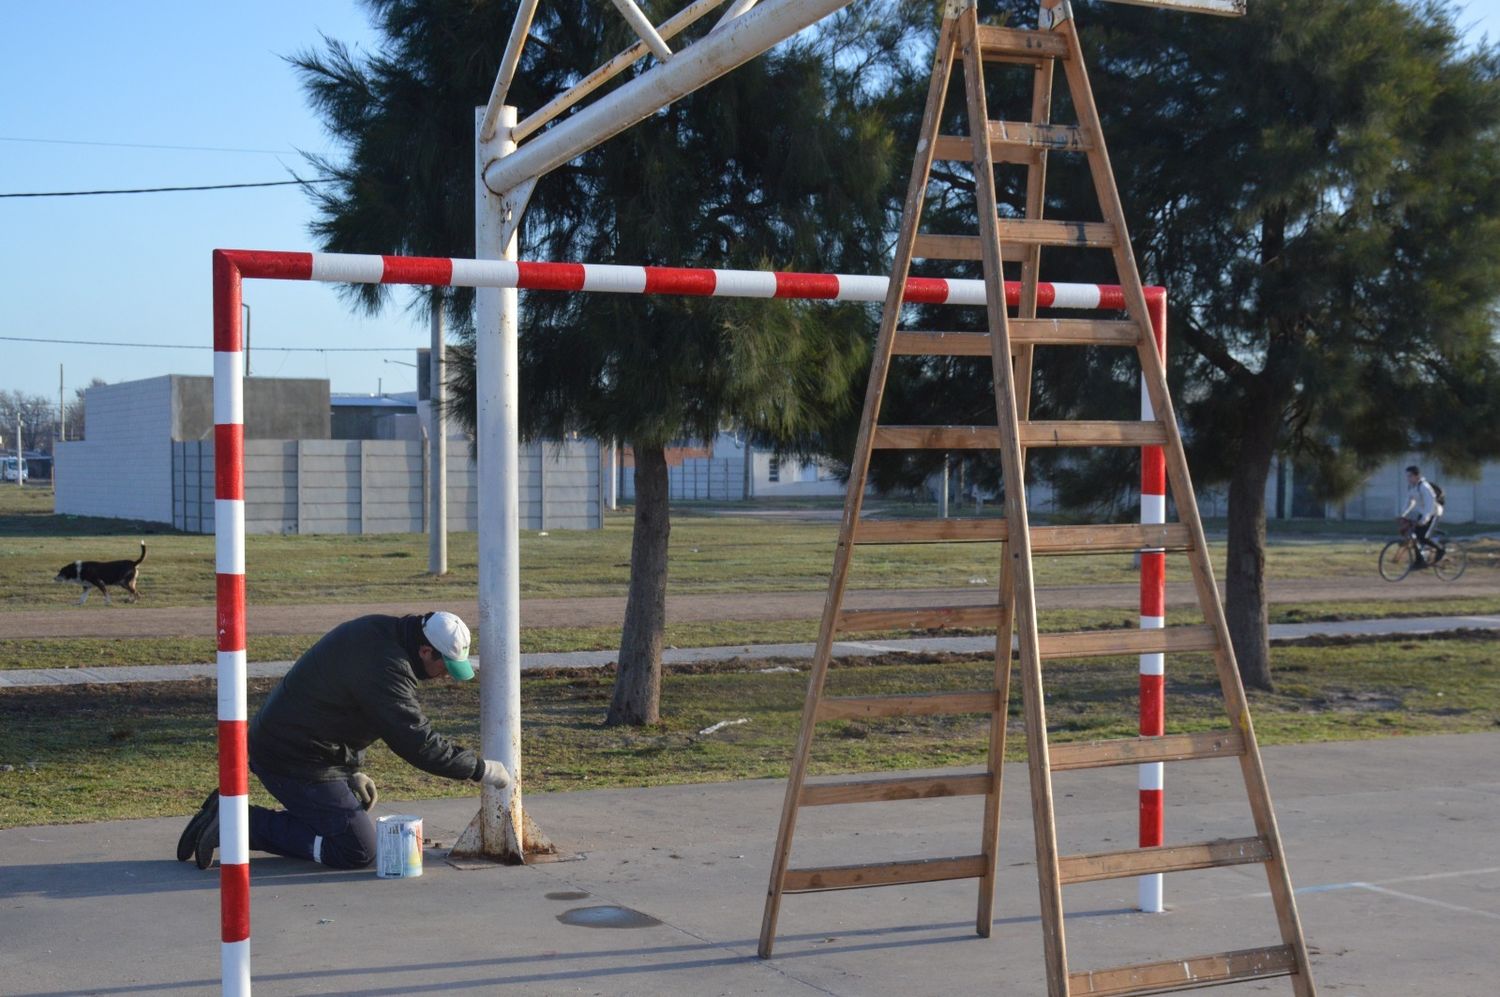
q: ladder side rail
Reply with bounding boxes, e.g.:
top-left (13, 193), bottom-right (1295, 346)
top-left (758, 13), bottom-right (963, 959)
top-left (1053, 17), bottom-right (1315, 994)
top-left (959, 8), bottom-right (1070, 993)
top-left (978, 17), bottom-right (1057, 937)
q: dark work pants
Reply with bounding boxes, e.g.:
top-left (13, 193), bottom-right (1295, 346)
top-left (248, 764), bottom-right (376, 869)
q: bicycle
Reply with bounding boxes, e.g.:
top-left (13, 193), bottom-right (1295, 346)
top-left (1378, 521), bottom-right (1468, 582)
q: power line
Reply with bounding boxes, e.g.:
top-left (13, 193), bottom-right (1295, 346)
top-left (0, 178), bottom-right (334, 198)
top-left (0, 335), bottom-right (414, 353)
top-left (0, 135), bottom-right (307, 155)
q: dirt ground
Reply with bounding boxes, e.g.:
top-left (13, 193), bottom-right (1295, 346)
top-left (2, 574), bottom-right (1495, 639)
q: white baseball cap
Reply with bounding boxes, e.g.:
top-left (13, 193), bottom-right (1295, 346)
top-left (422, 612), bottom-right (474, 680)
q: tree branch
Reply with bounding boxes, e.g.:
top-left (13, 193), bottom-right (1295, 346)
top-left (1177, 313), bottom-right (1255, 389)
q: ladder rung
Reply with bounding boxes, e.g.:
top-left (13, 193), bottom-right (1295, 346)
top-left (975, 24), bottom-right (1069, 61)
top-left (931, 134), bottom-right (1039, 165)
top-left (1021, 421), bottom-right (1167, 447)
top-left (1058, 836), bottom-right (1271, 886)
top-left (837, 604), bottom-right (999, 631)
top-left (1069, 945), bottom-right (1298, 997)
top-left (1049, 731), bottom-right (1246, 771)
top-left (995, 219), bottom-right (1117, 249)
top-left (871, 423), bottom-right (1166, 449)
top-left (987, 121), bottom-right (1092, 152)
top-left (1010, 319), bottom-right (1139, 345)
top-left (855, 517), bottom-right (1004, 543)
top-left (931, 122), bottom-right (1091, 164)
top-left (800, 772), bottom-right (991, 806)
top-left (912, 233), bottom-right (1027, 262)
top-left (1038, 625), bottom-right (1218, 659)
top-left (783, 854), bottom-right (989, 893)
top-left (891, 320), bottom-right (1139, 356)
top-left (851, 520), bottom-right (1190, 552)
top-left (1032, 522), bottom-right (1191, 553)
top-left (816, 690), bottom-right (1000, 721)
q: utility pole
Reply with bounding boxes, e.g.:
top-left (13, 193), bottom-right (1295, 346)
top-left (59, 365), bottom-right (65, 443)
top-left (14, 409), bottom-right (22, 488)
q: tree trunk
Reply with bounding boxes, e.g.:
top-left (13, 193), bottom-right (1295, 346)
top-left (1223, 386), bottom-right (1278, 692)
top-left (607, 445), bottom-right (669, 725)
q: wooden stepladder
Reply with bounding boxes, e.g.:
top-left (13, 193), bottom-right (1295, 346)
top-left (757, 2), bottom-right (1316, 994)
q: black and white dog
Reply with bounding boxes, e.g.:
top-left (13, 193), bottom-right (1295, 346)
top-left (55, 542), bottom-right (147, 605)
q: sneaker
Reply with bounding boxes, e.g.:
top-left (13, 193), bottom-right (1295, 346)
top-left (194, 808), bottom-right (221, 870)
top-left (176, 790), bottom-right (219, 862)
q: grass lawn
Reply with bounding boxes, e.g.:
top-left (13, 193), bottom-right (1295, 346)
top-left (1, 632), bottom-right (1496, 828)
top-left (6, 483), bottom-right (1493, 609)
top-left (5, 596), bottom-right (1500, 671)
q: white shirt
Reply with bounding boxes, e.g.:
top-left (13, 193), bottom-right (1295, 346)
top-left (1403, 478), bottom-right (1437, 524)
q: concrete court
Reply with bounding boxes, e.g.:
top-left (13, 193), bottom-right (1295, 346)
top-left (2, 733), bottom-right (1496, 996)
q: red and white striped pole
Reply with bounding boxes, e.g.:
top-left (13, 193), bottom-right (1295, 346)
top-left (211, 247), bottom-right (1166, 989)
top-left (211, 251), bottom-right (251, 994)
top-left (1138, 292), bottom-right (1168, 913)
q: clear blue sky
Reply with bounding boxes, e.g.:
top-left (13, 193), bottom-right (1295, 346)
top-left (2, 1), bottom-right (1499, 406)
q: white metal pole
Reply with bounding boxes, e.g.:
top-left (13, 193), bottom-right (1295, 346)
top-left (475, 105), bottom-right (533, 860)
top-left (481, 0), bottom-right (851, 194)
top-left (429, 300), bottom-right (449, 576)
top-left (608, 440), bottom-right (619, 510)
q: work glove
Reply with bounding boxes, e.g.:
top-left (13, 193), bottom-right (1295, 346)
top-left (348, 772), bottom-right (378, 811)
top-left (478, 759), bottom-right (512, 789)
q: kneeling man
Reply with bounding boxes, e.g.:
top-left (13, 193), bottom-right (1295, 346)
top-left (179, 611), bottom-right (510, 869)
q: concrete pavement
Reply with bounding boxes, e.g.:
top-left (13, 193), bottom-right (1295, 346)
top-left (3, 613), bottom-right (1498, 688)
top-left (1, 733), bottom-right (1496, 995)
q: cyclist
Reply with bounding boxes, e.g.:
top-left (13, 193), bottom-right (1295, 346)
top-left (1398, 465), bottom-right (1444, 566)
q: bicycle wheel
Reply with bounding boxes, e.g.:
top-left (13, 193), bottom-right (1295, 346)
top-left (1434, 543), bottom-right (1468, 581)
top-left (1378, 539), bottom-right (1414, 581)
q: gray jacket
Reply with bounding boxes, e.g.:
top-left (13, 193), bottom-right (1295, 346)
top-left (248, 614), bottom-right (483, 783)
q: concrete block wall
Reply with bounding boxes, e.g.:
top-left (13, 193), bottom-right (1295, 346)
top-left (55, 378), bottom-right (175, 522)
top-left (173, 438), bottom-right (600, 534)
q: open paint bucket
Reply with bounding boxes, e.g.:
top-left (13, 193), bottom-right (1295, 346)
top-left (375, 814), bottom-right (423, 878)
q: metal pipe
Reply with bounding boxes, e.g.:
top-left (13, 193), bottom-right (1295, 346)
top-left (475, 106), bottom-right (536, 861)
top-left (712, 0), bottom-right (761, 31)
top-left (608, 0), bottom-right (675, 61)
top-left (513, 0), bottom-right (729, 143)
top-left (480, 0), bottom-right (542, 142)
top-left (429, 300), bottom-right (448, 576)
top-left (484, 0), bottom-right (852, 194)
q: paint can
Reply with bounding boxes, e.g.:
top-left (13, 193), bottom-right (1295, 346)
top-left (375, 814), bottom-right (423, 878)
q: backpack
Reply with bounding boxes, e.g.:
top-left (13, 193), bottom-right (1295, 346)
top-left (1431, 481), bottom-right (1446, 510)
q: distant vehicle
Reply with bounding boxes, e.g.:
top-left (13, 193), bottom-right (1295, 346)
top-left (1, 457), bottom-right (28, 482)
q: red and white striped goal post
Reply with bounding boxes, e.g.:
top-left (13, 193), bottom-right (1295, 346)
top-left (211, 248), bottom-right (1169, 992)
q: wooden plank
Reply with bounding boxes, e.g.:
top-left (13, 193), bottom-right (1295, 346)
top-left (1037, 625), bottom-right (1218, 659)
top-left (932, 122), bottom-right (1089, 163)
top-left (783, 854), bottom-right (989, 893)
top-left (891, 321), bottom-right (1138, 356)
top-left (1031, 522), bottom-right (1190, 553)
top-left (836, 604), bottom-right (1000, 632)
top-left (913, 233), bottom-right (1027, 262)
top-left (854, 517), bottom-right (1005, 543)
top-left (850, 520), bottom-right (1189, 551)
top-left (1058, 836), bottom-right (1270, 885)
top-left (986, 120), bottom-right (1090, 152)
top-left (893, 331), bottom-right (993, 356)
top-left (975, 24), bottom-right (1069, 60)
top-left (1018, 421), bottom-right (1167, 446)
top-left (932, 134), bottom-right (1039, 165)
top-left (1009, 319), bottom-right (1138, 345)
top-left (1050, 731), bottom-right (1246, 771)
top-left (995, 218), bottom-right (1117, 249)
top-left (872, 425), bottom-right (1001, 450)
top-left (872, 422), bottom-right (1165, 448)
top-left (800, 773), bottom-right (991, 806)
top-left (1069, 945), bottom-right (1298, 997)
top-left (816, 690), bottom-right (999, 721)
